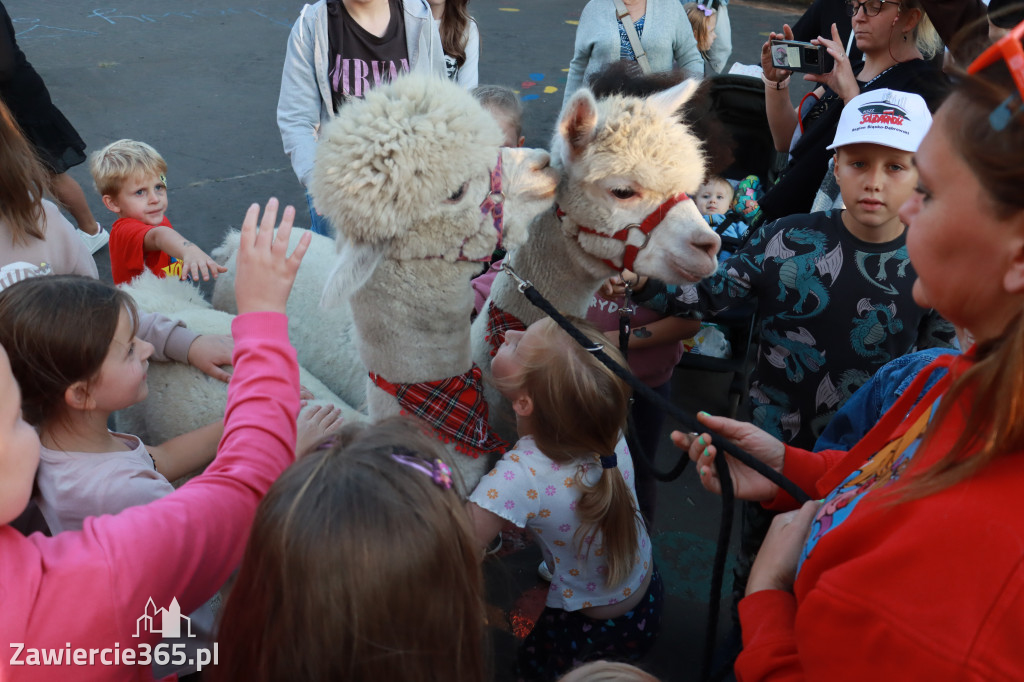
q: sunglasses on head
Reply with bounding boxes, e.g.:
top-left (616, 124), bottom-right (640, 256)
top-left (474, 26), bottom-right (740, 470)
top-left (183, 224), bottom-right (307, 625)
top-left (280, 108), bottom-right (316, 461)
top-left (968, 20), bottom-right (1024, 131)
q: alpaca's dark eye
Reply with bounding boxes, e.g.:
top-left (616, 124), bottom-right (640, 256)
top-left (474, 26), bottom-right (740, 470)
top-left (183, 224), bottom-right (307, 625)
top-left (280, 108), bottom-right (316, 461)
top-left (446, 182), bottom-right (469, 203)
top-left (610, 187), bottom-right (636, 200)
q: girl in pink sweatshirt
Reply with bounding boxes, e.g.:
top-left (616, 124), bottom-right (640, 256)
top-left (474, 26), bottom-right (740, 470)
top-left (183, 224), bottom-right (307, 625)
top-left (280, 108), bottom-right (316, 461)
top-left (0, 198), bottom-right (311, 681)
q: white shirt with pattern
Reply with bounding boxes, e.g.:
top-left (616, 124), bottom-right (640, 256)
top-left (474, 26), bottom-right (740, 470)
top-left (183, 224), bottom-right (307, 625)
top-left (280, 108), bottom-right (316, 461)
top-left (469, 434), bottom-right (652, 610)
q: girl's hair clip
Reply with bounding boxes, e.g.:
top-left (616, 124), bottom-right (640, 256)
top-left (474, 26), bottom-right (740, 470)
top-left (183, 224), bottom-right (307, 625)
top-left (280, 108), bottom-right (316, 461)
top-left (392, 454), bottom-right (454, 490)
top-left (697, 3), bottom-right (714, 16)
top-left (584, 343), bottom-right (604, 354)
top-left (599, 454), bottom-right (618, 469)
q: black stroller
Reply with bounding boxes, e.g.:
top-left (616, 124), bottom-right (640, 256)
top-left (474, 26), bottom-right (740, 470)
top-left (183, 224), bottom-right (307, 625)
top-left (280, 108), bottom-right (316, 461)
top-left (675, 73), bottom-right (785, 418)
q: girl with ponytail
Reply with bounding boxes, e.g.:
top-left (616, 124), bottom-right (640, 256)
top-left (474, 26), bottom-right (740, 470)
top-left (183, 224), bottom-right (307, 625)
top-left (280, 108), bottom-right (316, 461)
top-left (468, 317), bottom-right (661, 681)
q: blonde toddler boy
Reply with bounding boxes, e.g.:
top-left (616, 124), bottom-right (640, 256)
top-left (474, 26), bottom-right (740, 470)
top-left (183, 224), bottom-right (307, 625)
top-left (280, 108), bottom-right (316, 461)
top-left (90, 140), bottom-right (225, 285)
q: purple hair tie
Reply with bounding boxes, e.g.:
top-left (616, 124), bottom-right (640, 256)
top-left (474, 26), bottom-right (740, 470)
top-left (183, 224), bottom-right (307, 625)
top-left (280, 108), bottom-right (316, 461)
top-left (697, 3), bottom-right (713, 16)
top-left (392, 454), bottom-right (454, 490)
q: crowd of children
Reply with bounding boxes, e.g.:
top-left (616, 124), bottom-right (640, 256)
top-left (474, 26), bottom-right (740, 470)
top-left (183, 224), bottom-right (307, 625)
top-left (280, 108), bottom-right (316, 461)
top-left (4, 0), bottom-right (1024, 680)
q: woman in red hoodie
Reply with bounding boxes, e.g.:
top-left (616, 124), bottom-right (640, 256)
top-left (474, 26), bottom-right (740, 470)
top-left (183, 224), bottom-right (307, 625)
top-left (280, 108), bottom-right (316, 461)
top-left (678, 25), bottom-right (1024, 680)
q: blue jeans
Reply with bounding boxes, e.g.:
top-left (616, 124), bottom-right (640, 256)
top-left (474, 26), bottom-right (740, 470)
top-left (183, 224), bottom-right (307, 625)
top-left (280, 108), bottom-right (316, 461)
top-left (305, 191), bottom-right (334, 237)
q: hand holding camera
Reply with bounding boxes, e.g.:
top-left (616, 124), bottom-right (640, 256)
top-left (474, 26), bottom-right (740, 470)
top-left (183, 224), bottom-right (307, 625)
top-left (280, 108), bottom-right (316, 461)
top-left (760, 24), bottom-right (797, 84)
top-left (769, 40), bottom-right (827, 74)
top-left (761, 23), bottom-right (861, 104)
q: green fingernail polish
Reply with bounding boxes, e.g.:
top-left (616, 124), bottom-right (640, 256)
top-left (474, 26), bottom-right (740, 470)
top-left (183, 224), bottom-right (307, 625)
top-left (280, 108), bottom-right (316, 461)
top-left (699, 411), bottom-right (710, 417)
top-left (698, 435), bottom-right (705, 446)
top-left (703, 447), bottom-right (710, 458)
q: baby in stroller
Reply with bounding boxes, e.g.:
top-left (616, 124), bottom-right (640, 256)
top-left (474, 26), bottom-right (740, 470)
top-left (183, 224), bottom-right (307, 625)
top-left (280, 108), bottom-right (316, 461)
top-left (695, 173), bottom-right (762, 260)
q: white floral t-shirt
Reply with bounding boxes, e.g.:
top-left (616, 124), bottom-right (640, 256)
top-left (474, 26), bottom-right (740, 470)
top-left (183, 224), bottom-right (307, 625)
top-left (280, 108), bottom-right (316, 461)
top-left (469, 435), bottom-right (652, 611)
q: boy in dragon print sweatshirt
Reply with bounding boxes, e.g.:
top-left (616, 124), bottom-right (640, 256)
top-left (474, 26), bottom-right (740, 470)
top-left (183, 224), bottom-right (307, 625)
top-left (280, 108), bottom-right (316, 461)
top-left (627, 89), bottom-right (957, 611)
top-left (631, 88), bottom-right (956, 450)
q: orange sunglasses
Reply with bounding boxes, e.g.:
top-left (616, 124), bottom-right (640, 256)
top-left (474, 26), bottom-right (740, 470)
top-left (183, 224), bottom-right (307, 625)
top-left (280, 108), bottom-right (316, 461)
top-left (969, 20), bottom-right (1024, 130)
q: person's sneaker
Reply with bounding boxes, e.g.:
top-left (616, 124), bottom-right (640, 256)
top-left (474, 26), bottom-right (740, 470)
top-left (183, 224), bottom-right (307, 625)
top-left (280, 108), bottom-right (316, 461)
top-left (537, 560), bottom-right (553, 582)
top-left (79, 223), bottom-right (109, 254)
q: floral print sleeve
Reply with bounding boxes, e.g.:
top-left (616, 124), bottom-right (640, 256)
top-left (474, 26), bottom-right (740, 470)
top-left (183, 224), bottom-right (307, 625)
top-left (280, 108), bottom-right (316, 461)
top-left (468, 442), bottom-right (538, 528)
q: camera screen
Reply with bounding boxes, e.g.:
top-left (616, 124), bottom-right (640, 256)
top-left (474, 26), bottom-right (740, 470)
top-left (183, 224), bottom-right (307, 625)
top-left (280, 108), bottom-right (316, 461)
top-left (772, 44), bottom-right (802, 68)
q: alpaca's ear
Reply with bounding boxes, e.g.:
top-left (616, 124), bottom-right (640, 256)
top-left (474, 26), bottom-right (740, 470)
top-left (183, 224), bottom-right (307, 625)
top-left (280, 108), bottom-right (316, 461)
top-left (558, 89), bottom-right (600, 161)
top-left (647, 78), bottom-right (700, 120)
top-left (320, 241), bottom-right (386, 308)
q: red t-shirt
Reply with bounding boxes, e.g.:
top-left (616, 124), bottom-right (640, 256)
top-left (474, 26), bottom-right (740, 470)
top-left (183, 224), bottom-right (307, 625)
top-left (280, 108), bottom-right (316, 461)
top-left (109, 216), bottom-right (179, 285)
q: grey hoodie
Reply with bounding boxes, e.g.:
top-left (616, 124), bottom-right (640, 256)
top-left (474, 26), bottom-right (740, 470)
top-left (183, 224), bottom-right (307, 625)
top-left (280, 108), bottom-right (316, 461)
top-left (276, 0), bottom-right (446, 188)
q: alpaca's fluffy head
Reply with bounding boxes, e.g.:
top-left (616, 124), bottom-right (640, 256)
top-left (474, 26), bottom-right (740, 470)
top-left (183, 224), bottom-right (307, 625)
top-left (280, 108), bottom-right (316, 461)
top-left (311, 75), bottom-right (504, 263)
top-left (548, 80), bottom-right (722, 283)
top-left (552, 79), bottom-right (707, 201)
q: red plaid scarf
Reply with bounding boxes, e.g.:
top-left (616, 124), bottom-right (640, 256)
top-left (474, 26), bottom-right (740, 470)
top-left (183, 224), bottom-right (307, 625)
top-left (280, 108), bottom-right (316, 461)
top-left (369, 365), bottom-right (509, 459)
top-left (485, 301), bottom-right (526, 357)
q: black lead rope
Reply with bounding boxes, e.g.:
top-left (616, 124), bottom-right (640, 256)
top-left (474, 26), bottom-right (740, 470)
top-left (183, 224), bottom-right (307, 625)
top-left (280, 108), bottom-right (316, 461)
top-left (504, 266), bottom-right (812, 682)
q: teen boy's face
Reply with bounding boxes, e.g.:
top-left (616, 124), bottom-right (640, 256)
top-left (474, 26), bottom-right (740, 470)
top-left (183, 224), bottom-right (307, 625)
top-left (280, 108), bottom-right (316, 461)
top-left (834, 143), bottom-right (916, 240)
top-left (104, 173), bottom-right (168, 226)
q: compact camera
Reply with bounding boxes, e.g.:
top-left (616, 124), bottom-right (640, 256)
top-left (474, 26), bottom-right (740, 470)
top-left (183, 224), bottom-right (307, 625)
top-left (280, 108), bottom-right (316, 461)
top-left (769, 39), bottom-right (827, 74)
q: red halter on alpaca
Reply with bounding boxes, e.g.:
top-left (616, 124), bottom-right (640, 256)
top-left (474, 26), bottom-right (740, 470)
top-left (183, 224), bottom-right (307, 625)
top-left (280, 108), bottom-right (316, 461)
top-left (569, 192), bottom-right (690, 271)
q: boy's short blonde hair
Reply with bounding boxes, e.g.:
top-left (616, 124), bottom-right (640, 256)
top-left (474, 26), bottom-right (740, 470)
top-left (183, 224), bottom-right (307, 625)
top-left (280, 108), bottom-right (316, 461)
top-left (89, 139), bottom-right (168, 197)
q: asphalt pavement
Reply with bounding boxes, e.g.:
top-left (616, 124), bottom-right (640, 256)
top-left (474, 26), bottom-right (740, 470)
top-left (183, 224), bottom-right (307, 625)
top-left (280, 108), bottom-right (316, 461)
top-left (8, 1), bottom-right (806, 679)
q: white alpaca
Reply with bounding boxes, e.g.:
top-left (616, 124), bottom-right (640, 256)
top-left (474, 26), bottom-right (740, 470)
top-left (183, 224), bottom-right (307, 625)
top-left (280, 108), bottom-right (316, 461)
top-left (207, 141), bottom-right (555, 412)
top-left (470, 81), bottom-right (724, 443)
top-left (210, 228), bottom-right (367, 410)
top-left (113, 272), bottom-right (360, 444)
top-left (310, 74), bottom-right (558, 489)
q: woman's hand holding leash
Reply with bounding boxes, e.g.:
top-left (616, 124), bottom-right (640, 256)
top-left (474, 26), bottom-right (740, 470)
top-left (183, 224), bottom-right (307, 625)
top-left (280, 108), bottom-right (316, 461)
top-left (671, 411), bottom-right (786, 501)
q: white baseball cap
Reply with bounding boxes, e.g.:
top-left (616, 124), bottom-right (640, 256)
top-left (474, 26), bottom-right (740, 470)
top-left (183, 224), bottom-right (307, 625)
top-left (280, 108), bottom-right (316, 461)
top-left (827, 89), bottom-right (932, 153)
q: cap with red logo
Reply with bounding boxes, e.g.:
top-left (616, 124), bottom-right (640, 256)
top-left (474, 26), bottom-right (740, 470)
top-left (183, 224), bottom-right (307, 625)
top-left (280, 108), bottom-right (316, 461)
top-left (827, 89), bottom-right (932, 153)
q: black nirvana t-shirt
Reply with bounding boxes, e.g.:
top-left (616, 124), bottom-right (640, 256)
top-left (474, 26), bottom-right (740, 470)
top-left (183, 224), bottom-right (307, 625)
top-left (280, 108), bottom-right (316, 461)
top-left (327, 0), bottom-right (409, 109)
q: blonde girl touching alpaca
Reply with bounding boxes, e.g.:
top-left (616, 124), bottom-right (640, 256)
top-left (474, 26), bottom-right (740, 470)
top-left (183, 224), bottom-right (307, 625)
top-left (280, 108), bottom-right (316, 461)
top-left (468, 317), bottom-right (662, 681)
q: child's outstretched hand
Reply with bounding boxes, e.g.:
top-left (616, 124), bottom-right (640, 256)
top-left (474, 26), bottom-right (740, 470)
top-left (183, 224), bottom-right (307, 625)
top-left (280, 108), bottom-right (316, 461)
top-left (295, 403), bottom-right (344, 457)
top-left (179, 242), bottom-right (228, 282)
top-left (235, 198), bottom-right (311, 315)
